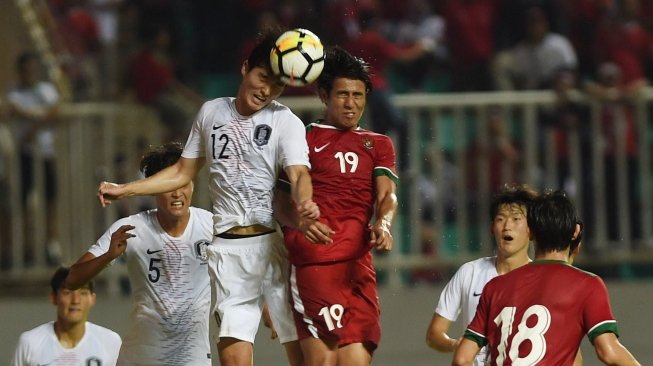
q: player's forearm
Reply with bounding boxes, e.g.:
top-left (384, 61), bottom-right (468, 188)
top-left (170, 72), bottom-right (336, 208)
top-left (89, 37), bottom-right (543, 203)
top-left (272, 189), bottom-right (300, 228)
top-left (125, 161), bottom-right (193, 197)
top-left (66, 253), bottom-right (113, 289)
top-left (427, 333), bottom-right (458, 353)
top-left (374, 191), bottom-right (397, 229)
top-left (288, 167), bottom-right (313, 206)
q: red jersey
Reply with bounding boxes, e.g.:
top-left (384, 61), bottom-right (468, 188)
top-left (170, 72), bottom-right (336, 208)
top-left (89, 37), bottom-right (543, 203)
top-left (282, 123), bottom-right (398, 265)
top-left (465, 260), bottom-right (619, 365)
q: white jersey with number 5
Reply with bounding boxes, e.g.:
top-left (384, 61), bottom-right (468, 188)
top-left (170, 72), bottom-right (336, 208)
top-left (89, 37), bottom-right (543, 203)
top-left (182, 97), bottom-right (310, 234)
top-left (435, 256), bottom-right (498, 366)
top-left (87, 207), bottom-right (213, 365)
top-left (12, 321), bottom-right (121, 366)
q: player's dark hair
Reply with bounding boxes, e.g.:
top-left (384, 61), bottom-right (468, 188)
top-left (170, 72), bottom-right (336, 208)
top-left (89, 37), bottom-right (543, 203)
top-left (140, 141), bottom-right (183, 177)
top-left (317, 46), bottom-right (373, 96)
top-left (489, 183), bottom-right (539, 220)
top-left (527, 190), bottom-right (579, 253)
top-left (247, 27), bottom-right (284, 72)
top-left (52, 266), bottom-right (94, 293)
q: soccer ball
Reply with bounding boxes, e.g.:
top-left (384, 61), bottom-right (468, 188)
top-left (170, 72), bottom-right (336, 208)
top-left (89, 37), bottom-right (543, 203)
top-left (270, 28), bottom-right (325, 87)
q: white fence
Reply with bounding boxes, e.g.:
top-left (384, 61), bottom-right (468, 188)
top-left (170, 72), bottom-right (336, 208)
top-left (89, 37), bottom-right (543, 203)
top-left (2, 90), bottom-right (653, 289)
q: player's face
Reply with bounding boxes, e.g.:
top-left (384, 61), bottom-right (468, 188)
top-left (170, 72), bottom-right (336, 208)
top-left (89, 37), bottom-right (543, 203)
top-left (491, 203), bottom-right (531, 258)
top-left (322, 77), bottom-right (366, 131)
top-left (51, 286), bottom-right (96, 326)
top-left (236, 63), bottom-right (285, 116)
top-left (156, 182), bottom-right (193, 220)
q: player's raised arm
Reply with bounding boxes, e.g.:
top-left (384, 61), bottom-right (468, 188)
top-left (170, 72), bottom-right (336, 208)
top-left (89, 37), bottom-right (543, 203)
top-left (66, 225), bottom-right (135, 289)
top-left (97, 157), bottom-right (204, 207)
top-left (283, 164), bottom-right (319, 220)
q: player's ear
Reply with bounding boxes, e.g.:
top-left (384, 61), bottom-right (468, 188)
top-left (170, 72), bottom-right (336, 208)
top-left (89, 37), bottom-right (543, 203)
top-left (49, 291), bottom-right (57, 306)
top-left (241, 60), bottom-right (250, 76)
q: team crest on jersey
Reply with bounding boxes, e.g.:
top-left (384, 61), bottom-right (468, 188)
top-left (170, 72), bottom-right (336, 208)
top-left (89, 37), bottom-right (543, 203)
top-left (253, 124), bottom-right (272, 146)
top-left (362, 137), bottom-right (374, 150)
top-left (194, 240), bottom-right (210, 262)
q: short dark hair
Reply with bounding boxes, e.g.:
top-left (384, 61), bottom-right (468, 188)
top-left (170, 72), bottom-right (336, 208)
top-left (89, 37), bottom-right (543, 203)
top-left (489, 183), bottom-right (539, 220)
top-left (140, 141), bottom-right (183, 177)
top-left (51, 266), bottom-right (94, 293)
top-left (317, 46), bottom-right (373, 96)
top-left (528, 190), bottom-right (579, 252)
top-left (247, 27), bottom-right (284, 72)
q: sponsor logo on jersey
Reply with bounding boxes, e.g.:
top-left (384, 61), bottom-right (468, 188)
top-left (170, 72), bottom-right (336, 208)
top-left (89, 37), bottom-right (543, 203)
top-left (473, 291), bottom-right (482, 297)
top-left (195, 240), bottom-right (210, 262)
top-left (253, 124), bottom-right (272, 146)
top-left (314, 143), bottom-right (330, 152)
top-left (146, 248), bottom-right (163, 255)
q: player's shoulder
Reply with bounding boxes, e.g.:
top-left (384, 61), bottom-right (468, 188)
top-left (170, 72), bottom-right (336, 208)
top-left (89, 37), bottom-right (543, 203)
top-left (460, 256), bottom-right (495, 271)
top-left (190, 206), bottom-right (214, 225)
top-left (18, 321), bottom-right (53, 341)
top-left (86, 322), bottom-right (121, 341)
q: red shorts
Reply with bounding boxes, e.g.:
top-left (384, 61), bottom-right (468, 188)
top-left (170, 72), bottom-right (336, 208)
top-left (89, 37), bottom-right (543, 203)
top-left (289, 252), bottom-right (380, 351)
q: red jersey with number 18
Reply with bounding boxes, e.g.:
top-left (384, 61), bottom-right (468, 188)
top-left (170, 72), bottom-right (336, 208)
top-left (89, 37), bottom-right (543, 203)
top-left (282, 123), bottom-right (398, 265)
top-left (464, 260), bottom-right (619, 365)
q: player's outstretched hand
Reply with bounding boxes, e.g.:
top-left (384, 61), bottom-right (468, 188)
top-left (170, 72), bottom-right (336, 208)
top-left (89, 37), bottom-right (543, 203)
top-left (97, 181), bottom-right (126, 207)
top-left (296, 199), bottom-right (320, 220)
top-left (300, 219), bottom-right (334, 244)
top-left (108, 225), bottom-right (135, 258)
top-left (370, 220), bottom-right (393, 251)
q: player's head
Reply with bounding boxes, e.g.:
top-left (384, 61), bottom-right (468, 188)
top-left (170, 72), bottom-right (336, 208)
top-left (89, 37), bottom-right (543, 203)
top-left (528, 190), bottom-right (579, 254)
top-left (237, 28), bottom-right (286, 116)
top-left (140, 141), bottom-right (193, 219)
top-left (50, 266), bottom-right (96, 326)
top-left (16, 51), bottom-right (41, 86)
top-left (317, 46), bottom-right (372, 130)
top-left (489, 183), bottom-right (538, 258)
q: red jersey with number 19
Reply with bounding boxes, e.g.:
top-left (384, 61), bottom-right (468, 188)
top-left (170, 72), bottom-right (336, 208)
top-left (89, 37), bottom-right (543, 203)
top-left (282, 123), bottom-right (398, 265)
top-left (464, 260), bottom-right (619, 365)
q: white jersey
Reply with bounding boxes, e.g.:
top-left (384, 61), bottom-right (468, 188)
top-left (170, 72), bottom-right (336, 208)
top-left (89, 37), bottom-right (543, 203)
top-left (12, 321), bottom-right (121, 366)
top-left (182, 97), bottom-right (310, 234)
top-left (435, 256), bottom-right (497, 366)
top-left (88, 207), bottom-right (213, 365)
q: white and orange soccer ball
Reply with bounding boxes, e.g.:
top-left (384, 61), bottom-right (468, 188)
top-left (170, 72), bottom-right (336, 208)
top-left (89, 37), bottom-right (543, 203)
top-left (270, 28), bottom-right (325, 87)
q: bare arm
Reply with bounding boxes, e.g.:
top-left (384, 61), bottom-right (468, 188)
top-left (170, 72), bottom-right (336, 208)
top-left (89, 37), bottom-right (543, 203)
top-left (98, 157), bottom-right (204, 207)
top-left (573, 348), bottom-right (583, 366)
top-left (593, 332), bottom-right (641, 366)
top-left (451, 338), bottom-right (481, 366)
top-left (426, 313), bottom-right (459, 352)
top-left (284, 164), bottom-right (318, 219)
top-left (369, 175), bottom-right (397, 251)
top-left (66, 225), bottom-right (135, 289)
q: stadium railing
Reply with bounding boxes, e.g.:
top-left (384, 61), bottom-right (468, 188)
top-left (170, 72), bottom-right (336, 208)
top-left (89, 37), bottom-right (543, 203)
top-left (2, 89), bottom-right (653, 292)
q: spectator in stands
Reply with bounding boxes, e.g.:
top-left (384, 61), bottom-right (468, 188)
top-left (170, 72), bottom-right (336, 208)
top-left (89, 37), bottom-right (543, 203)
top-left (493, 5), bottom-right (578, 90)
top-left (585, 61), bottom-right (644, 242)
top-left (128, 21), bottom-right (204, 141)
top-left (344, 8), bottom-right (431, 169)
top-left (441, 0), bottom-right (498, 91)
top-left (11, 266), bottom-right (122, 365)
top-left (5, 52), bottom-right (61, 266)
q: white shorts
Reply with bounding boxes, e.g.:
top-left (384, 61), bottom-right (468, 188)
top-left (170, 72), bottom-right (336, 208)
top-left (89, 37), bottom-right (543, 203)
top-left (208, 231), bottom-right (298, 344)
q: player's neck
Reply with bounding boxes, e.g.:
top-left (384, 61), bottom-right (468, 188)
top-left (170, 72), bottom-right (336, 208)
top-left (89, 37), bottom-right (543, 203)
top-left (54, 320), bottom-right (86, 348)
top-left (495, 252), bottom-right (530, 275)
top-left (534, 249), bottom-right (571, 262)
top-left (157, 211), bottom-right (191, 237)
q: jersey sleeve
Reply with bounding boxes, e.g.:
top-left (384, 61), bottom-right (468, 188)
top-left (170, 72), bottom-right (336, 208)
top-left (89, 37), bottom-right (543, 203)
top-left (182, 101), bottom-right (208, 159)
top-left (278, 110), bottom-right (310, 169)
top-left (373, 135), bottom-right (399, 184)
top-left (435, 262), bottom-right (469, 321)
top-left (463, 280), bottom-right (492, 348)
top-left (11, 333), bottom-right (32, 366)
top-left (583, 276), bottom-right (619, 343)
